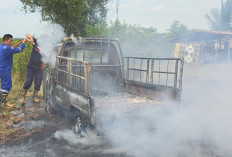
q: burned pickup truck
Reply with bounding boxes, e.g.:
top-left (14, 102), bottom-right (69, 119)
top-left (43, 37), bottom-right (184, 134)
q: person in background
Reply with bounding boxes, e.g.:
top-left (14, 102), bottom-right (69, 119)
top-left (0, 34), bottom-right (27, 108)
top-left (20, 37), bottom-right (43, 105)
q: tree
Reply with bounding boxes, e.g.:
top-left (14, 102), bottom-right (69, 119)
top-left (85, 20), bottom-right (108, 37)
top-left (20, 0), bottom-right (109, 36)
top-left (85, 19), bottom-right (172, 57)
top-left (167, 20), bottom-right (189, 38)
top-left (205, 0), bottom-right (232, 31)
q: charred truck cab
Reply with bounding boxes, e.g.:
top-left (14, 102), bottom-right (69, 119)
top-left (43, 37), bottom-right (184, 135)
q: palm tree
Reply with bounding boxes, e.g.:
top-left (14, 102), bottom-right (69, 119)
top-left (205, 0), bottom-right (232, 31)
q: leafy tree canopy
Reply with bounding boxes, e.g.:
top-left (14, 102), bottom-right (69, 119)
top-left (166, 20), bottom-right (189, 38)
top-left (20, 0), bottom-right (109, 36)
top-left (85, 19), bottom-right (173, 57)
top-left (205, 0), bottom-right (232, 31)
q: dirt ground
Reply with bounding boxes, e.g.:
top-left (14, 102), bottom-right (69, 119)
top-left (0, 96), bottom-right (69, 146)
top-left (0, 96), bottom-right (131, 157)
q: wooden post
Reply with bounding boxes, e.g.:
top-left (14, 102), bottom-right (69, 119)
top-left (173, 43), bottom-right (181, 58)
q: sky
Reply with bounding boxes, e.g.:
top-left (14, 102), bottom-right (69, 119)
top-left (0, 0), bottom-right (221, 38)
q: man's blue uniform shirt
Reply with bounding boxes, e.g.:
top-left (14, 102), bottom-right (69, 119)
top-left (0, 43), bottom-right (25, 70)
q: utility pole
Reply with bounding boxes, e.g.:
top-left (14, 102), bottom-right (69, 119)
top-left (116, 0), bottom-right (120, 19)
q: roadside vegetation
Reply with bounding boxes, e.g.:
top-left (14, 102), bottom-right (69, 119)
top-left (85, 19), bottom-right (190, 57)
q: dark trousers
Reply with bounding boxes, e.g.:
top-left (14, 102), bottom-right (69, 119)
top-left (23, 68), bottom-right (42, 91)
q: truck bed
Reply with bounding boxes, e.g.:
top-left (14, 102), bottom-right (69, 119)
top-left (94, 92), bottom-right (161, 116)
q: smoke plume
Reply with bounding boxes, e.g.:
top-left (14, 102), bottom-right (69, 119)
top-left (36, 23), bottom-right (66, 66)
top-left (99, 64), bottom-right (232, 157)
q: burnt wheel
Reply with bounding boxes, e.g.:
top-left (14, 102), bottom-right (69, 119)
top-left (73, 115), bottom-right (91, 137)
top-left (74, 116), bottom-right (82, 137)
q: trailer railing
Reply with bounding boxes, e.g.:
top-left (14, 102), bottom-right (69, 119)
top-left (124, 57), bottom-right (184, 89)
top-left (55, 56), bottom-right (92, 97)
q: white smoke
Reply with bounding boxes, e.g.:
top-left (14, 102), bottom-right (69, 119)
top-left (70, 34), bottom-right (78, 46)
top-left (54, 129), bottom-right (103, 145)
top-left (99, 64), bottom-right (232, 157)
top-left (36, 23), bottom-right (66, 66)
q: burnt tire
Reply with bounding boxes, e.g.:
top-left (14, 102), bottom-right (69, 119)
top-left (74, 116), bottom-right (82, 137)
top-left (73, 118), bottom-right (91, 138)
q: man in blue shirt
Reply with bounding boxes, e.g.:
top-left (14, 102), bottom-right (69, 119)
top-left (0, 34), bottom-right (27, 108)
